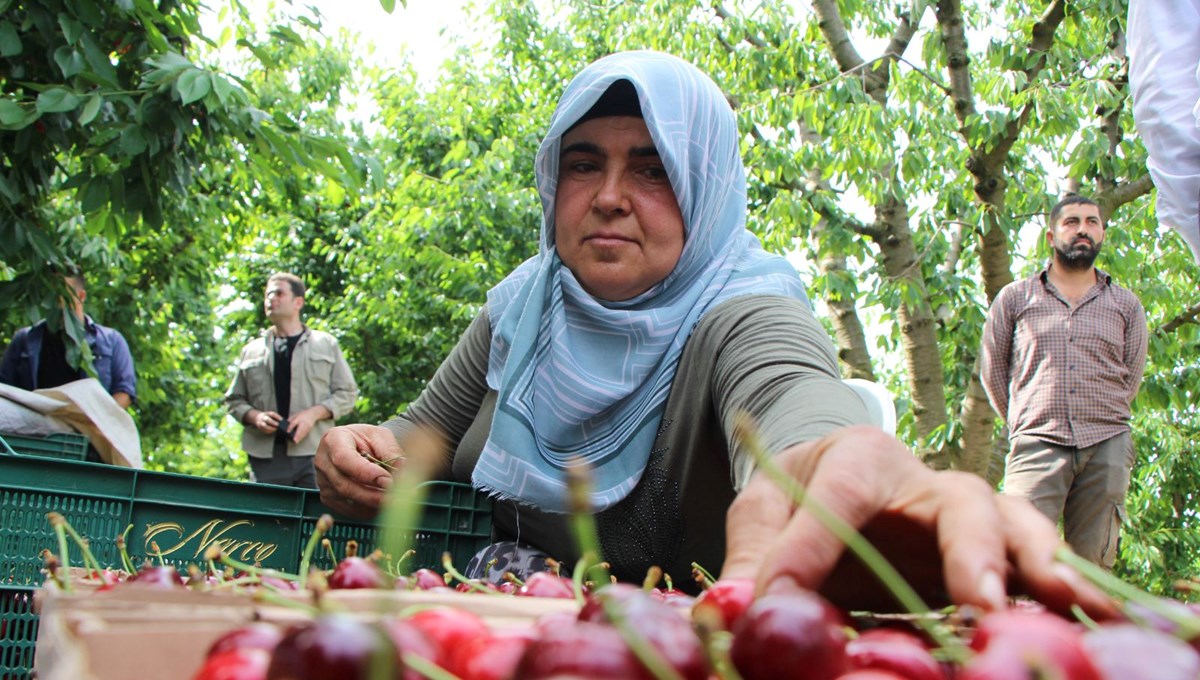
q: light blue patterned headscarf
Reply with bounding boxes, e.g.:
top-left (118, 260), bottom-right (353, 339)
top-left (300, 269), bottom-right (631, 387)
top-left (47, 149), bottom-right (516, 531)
top-left (472, 51), bottom-right (809, 513)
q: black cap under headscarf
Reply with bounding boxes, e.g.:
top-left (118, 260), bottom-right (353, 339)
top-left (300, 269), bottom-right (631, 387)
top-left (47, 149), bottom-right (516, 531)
top-left (566, 79), bottom-right (643, 132)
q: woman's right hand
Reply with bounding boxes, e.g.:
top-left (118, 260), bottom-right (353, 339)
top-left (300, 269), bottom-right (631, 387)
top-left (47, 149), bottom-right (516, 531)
top-left (314, 424), bottom-right (401, 519)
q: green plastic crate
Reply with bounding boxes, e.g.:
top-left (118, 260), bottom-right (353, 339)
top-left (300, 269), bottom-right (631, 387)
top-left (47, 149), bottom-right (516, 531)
top-left (0, 432), bottom-right (89, 461)
top-left (0, 586), bottom-right (35, 680)
top-left (0, 455), bottom-right (493, 678)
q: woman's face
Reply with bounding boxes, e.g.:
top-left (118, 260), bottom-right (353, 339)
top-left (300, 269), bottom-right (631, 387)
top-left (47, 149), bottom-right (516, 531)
top-left (554, 116), bottom-right (685, 301)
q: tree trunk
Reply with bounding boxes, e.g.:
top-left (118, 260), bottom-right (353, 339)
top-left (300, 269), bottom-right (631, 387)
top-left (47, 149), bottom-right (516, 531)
top-left (873, 195), bottom-right (951, 468)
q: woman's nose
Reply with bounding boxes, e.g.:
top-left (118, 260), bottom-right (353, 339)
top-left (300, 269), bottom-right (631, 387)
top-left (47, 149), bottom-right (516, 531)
top-left (592, 170), bottom-right (631, 214)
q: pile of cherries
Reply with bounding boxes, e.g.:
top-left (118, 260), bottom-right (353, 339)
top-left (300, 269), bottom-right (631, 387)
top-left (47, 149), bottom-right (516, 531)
top-left (172, 549), bottom-right (1200, 680)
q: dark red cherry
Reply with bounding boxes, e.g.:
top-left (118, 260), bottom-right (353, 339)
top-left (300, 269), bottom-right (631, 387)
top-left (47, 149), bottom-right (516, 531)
top-left (729, 591), bottom-right (849, 680)
top-left (327, 556), bottom-right (387, 590)
top-left (515, 571), bottom-right (575, 599)
top-left (192, 648), bottom-right (270, 680)
top-left (265, 614), bottom-right (397, 680)
top-left (206, 622), bottom-right (284, 658)
top-left (692, 577), bottom-right (755, 630)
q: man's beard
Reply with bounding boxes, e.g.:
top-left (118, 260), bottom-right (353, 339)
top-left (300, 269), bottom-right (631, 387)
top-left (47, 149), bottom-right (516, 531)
top-left (1054, 236), bottom-right (1101, 271)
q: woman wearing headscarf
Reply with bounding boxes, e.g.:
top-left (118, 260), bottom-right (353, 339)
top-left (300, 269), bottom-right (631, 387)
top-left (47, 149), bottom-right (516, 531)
top-left (316, 51), bottom-right (1112, 615)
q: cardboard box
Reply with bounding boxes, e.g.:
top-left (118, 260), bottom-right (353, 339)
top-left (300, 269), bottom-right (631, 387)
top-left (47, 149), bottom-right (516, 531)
top-left (33, 578), bottom-right (579, 679)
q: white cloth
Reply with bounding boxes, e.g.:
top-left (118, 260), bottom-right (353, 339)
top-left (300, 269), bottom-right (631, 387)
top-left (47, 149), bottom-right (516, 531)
top-left (0, 379), bottom-right (143, 467)
top-left (1128, 0), bottom-right (1200, 261)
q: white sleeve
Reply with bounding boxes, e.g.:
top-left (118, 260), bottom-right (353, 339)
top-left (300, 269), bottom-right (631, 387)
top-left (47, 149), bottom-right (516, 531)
top-left (1128, 0), bottom-right (1200, 261)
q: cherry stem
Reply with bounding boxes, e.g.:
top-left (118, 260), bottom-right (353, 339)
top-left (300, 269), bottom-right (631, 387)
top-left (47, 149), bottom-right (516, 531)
top-left (298, 514), bottom-right (334, 590)
top-left (733, 412), bottom-right (969, 663)
top-left (642, 565), bottom-right (663, 591)
top-left (441, 552), bottom-right (500, 595)
top-left (571, 557), bottom-right (588, 605)
top-left (47, 514), bottom-right (73, 593)
top-left (1055, 547), bottom-right (1200, 639)
top-left (401, 651), bottom-right (460, 680)
top-left (206, 546), bottom-right (299, 584)
top-left (565, 459), bottom-right (610, 588)
top-left (691, 562), bottom-right (716, 589)
top-left (49, 512), bottom-right (108, 580)
top-left (377, 456), bottom-right (432, 584)
top-left (598, 588), bottom-right (685, 680)
top-left (694, 625), bottom-right (743, 680)
top-left (388, 549), bottom-right (417, 577)
top-left (117, 524), bottom-right (136, 574)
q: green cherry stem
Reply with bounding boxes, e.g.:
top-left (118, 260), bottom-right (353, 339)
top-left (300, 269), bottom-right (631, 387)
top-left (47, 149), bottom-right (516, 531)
top-left (299, 514), bottom-right (333, 590)
top-left (1056, 547), bottom-right (1200, 639)
top-left (441, 552), bottom-right (499, 595)
top-left (47, 513), bottom-right (73, 593)
top-left (565, 459), bottom-right (610, 589)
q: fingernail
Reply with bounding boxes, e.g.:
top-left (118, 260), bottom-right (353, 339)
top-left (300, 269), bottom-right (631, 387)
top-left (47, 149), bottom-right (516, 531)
top-left (978, 569), bottom-right (1006, 610)
top-left (765, 575), bottom-right (801, 596)
top-left (373, 475), bottom-right (392, 489)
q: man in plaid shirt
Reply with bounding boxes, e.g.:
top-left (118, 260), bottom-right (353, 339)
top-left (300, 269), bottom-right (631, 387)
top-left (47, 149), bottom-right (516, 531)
top-left (980, 195), bottom-right (1148, 569)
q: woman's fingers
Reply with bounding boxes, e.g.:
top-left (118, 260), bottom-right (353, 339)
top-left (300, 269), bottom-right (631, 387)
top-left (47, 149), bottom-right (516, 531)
top-left (998, 494), bottom-right (1119, 619)
top-left (314, 425), bottom-right (398, 516)
top-left (721, 426), bottom-right (1112, 617)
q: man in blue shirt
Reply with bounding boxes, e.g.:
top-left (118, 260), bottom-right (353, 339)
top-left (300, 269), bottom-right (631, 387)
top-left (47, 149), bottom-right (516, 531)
top-left (0, 269), bottom-right (136, 409)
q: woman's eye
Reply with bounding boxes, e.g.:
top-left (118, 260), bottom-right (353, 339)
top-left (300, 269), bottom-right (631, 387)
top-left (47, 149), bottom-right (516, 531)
top-left (566, 159), bottom-right (599, 174)
top-left (641, 165), bottom-right (669, 181)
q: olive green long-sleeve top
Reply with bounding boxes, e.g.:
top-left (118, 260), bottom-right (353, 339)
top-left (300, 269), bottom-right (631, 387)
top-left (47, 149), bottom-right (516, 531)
top-left (383, 295), bottom-right (867, 587)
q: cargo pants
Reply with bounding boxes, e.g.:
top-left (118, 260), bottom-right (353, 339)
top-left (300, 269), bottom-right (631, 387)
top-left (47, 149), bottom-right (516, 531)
top-left (1002, 431), bottom-right (1135, 570)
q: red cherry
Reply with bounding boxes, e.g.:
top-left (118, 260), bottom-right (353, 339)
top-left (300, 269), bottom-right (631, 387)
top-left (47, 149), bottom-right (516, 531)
top-left (125, 565), bottom-right (187, 589)
top-left (405, 607), bottom-right (490, 669)
top-left (1082, 623), bottom-right (1200, 680)
top-left (265, 614), bottom-right (396, 679)
top-left (327, 556), bottom-right (387, 590)
top-left (380, 617), bottom-right (440, 680)
top-left (411, 568), bottom-right (448, 590)
top-left (835, 671), bottom-right (909, 680)
top-left (963, 610), bottom-right (1101, 680)
top-left (206, 623), bottom-right (284, 658)
top-left (517, 619), bottom-right (646, 679)
top-left (515, 571), bottom-right (575, 599)
top-left (651, 587), bottom-right (695, 610)
top-left (845, 629), bottom-right (945, 680)
top-left (192, 649), bottom-right (270, 680)
top-left (579, 583), bottom-right (711, 680)
top-left (730, 591), bottom-right (849, 680)
top-left (692, 577), bottom-right (756, 630)
top-left (449, 629), bottom-right (535, 680)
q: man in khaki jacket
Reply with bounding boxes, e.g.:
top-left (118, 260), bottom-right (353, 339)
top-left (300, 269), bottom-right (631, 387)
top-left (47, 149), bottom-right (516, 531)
top-left (225, 273), bottom-right (358, 488)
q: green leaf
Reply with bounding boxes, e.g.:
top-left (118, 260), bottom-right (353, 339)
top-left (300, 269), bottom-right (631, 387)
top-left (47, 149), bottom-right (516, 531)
top-left (81, 178), bottom-right (109, 213)
top-left (176, 69), bottom-right (212, 105)
top-left (78, 94), bottom-right (102, 125)
top-left (210, 74), bottom-right (237, 105)
top-left (119, 126), bottom-right (147, 155)
top-left (36, 88), bottom-right (82, 113)
top-left (145, 52), bottom-right (192, 74)
top-left (0, 21), bottom-right (20, 57)
top-left (0, 98), bottom-right (27, 125)
top-left (58, 15), bottom-right (84, 46)
top-left (53, 46), bottom-right (85, 78)
top-left (379, 0), bottom-right (397, 12)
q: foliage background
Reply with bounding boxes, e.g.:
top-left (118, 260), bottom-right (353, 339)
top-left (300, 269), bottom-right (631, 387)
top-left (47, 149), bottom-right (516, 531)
top-left (0, 0), bottom-right (1196, 593)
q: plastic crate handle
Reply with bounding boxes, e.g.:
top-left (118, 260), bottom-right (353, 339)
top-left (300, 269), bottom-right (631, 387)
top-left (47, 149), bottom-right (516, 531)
top-left (0, 433), bottom-right (18, 456)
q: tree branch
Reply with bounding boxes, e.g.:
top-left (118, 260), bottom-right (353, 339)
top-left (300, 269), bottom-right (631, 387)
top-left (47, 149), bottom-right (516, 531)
top-left (712, 2), bottom-right (768, 48)
top-left (1158, 302), bottom-right (1200, 335)
top-left (934, 0), bottom-right (976, 125)
top-left (1094, 174), bottom-right (1154, 219)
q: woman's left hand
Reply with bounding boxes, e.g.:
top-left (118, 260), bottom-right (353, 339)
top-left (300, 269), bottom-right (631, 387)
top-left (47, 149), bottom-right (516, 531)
top-left (719, 425), bottom-right (1117, 618)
